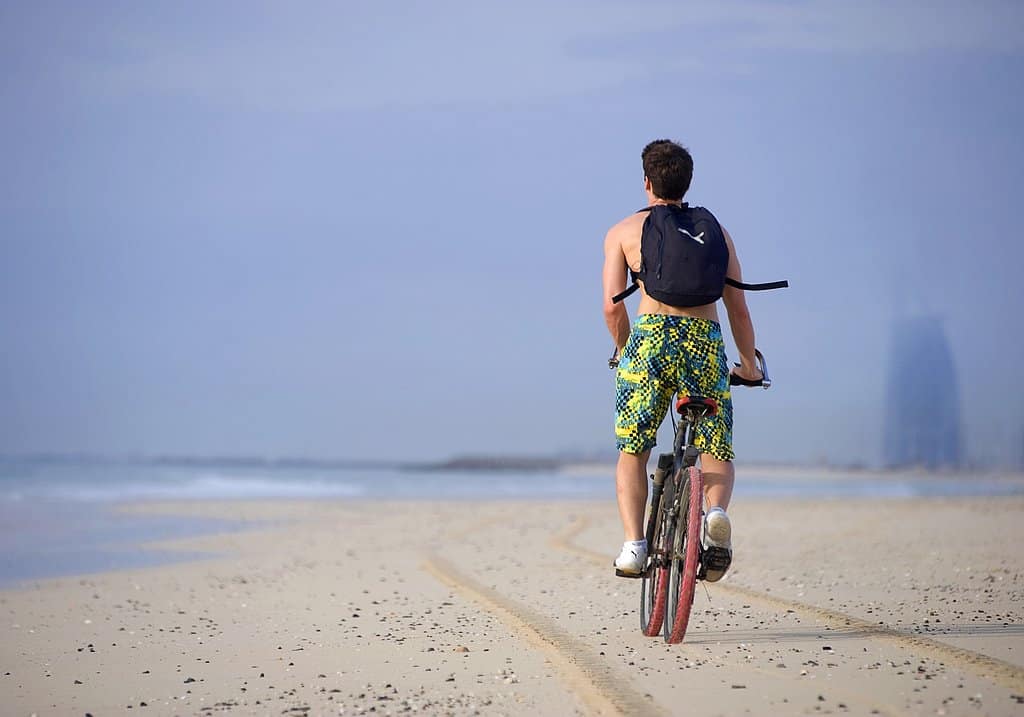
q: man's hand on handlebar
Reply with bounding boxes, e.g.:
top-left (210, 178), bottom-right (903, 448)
top-left (729, 349), bottom-right (771, 388)
top-left (730, 362), bottom-right (762, 384)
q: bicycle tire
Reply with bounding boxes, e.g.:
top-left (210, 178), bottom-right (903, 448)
top-left (665, 466), bottom-right (703, 644)
top-left (639, 479), bottom-right (674, 636)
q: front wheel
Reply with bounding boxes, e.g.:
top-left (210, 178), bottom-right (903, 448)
top-left (664, 466), bottom-right (704, 644)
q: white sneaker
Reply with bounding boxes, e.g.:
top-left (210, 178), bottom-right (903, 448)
top-left (613, 542), bottom-right (647, 576)
top-left (703, 507), bottom-right (732, 583)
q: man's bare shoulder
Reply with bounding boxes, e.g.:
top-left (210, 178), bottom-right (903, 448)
top-left (604, 211), bottom-right (645, 244)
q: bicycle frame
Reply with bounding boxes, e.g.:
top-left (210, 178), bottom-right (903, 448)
top-left (673, 407), bottom-right (707, 473)
top-left (645, 405), bottom-right (708, 572)
top-left (639, 403), bottom-right (709, 641)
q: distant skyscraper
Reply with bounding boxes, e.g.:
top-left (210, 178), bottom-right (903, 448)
top-left (1019, 428), bottom-right (1024, 471)
top-left (883, 317), bottom-right (962, 468)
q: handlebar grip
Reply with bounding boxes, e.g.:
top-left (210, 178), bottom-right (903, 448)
top-left (608, 346), bottom-right (620, 370)
top-left (729, 372), bottom-right (763, 387)
top-left (730, 349), bottom-right (772, 389)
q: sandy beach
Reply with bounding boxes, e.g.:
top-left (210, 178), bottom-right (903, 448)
top-left (2, 496), bottom-right (1023, 716)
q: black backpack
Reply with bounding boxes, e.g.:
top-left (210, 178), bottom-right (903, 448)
top-left (612, 204), bottom-right (788, 306)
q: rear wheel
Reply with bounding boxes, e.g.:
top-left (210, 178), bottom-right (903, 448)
top-left (640, 482), bottom-right (674, 636)
top-left (665, 466), bottom-right (704, 644)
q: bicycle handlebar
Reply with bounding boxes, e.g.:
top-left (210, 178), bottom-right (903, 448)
top-left (729, 349), bottom-right (771, 389)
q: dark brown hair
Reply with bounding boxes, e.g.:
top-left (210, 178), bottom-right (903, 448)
top-left (641, 140), bottom-right (693, 200)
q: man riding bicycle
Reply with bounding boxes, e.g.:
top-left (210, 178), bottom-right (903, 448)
top-left (602, 139), bottom-right (763, 582)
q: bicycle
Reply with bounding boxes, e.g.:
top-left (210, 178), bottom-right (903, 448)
top-left (609, 348), bottom-right (772, 644)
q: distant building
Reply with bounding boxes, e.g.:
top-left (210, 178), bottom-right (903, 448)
top-left (1019, 427), bottom-right (1024, 471)
top-left (883, 317), bottom-right (962, 469)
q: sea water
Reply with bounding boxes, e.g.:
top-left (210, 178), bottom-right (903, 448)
top-left (1, 458), bottom-right (1020, 587)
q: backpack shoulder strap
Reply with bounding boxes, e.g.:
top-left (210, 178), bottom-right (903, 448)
top-left (611, 282), bottom-right (639, 304)
top-left (611, 208), bottom-right (656, 303)
top-left (724, 277), bottom-right (790, 291)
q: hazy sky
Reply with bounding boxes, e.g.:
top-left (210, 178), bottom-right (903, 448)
top-left (2, 1), bottom-right (1023, 466)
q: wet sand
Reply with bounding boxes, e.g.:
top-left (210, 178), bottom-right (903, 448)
top-left (2, 497), bottom-right (1023, 716)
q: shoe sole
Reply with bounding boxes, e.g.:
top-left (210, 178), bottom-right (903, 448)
top-left (612, 557), bottom-right (647, 578)
top-left (614, 568), bottom-right (644, 579)
top-left (703, 512), bottom-right (732, 583)
top-left (705, 511), bottom-right (731, 547)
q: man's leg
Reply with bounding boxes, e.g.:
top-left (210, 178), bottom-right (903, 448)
top-left (699, 454), bottom-right (734, 582)
top-left (616, 449), bottom-right (650, 541)
top-left (699, 455), bottom-right (734, 510)
top-left (612, 314), bottom-right (668, 573)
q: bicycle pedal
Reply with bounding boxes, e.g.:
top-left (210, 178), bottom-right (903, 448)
top-left (614, 568), bottom-right (644, 579)
top-left (703, 546), bottom-right (731, 571)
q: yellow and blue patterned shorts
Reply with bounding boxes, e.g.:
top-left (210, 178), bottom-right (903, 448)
top-left (615, 314), bottom-right (734, 460)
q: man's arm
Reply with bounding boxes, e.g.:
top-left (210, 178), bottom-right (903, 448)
top-left (721, 226), bottom-right (763, 381)
top-left (602, 227), bottom-right (631, 350)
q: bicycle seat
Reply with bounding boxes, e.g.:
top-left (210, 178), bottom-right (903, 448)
top-left (675, 396), bottom-right (719, 416)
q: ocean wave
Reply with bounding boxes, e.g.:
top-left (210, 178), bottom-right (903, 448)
top-left (3, 472), bottom-right (366, 503)
top-left (3, 463), bottom-right (1020, 504)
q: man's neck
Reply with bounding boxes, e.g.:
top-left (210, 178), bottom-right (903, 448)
top-left (646, 195), bottom-right (684, 207)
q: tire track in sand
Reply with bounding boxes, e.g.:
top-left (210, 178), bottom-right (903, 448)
top-left (422, 555), bottom-right (667, 717)
top-left (551, 516), bottom-right (1024, 693)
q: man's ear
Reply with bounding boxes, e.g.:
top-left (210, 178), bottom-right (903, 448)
top-left (643, 176), bottom-right (652, 192)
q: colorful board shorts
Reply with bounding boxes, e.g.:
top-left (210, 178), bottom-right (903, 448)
top-left (615, 314), bottom-right (734, 460)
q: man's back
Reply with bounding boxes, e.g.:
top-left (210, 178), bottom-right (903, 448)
top-left (605, 208), bottom-right (734, 324)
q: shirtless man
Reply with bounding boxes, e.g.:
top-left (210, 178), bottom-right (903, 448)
top-left (602, 139), bottom-right (763, 580)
